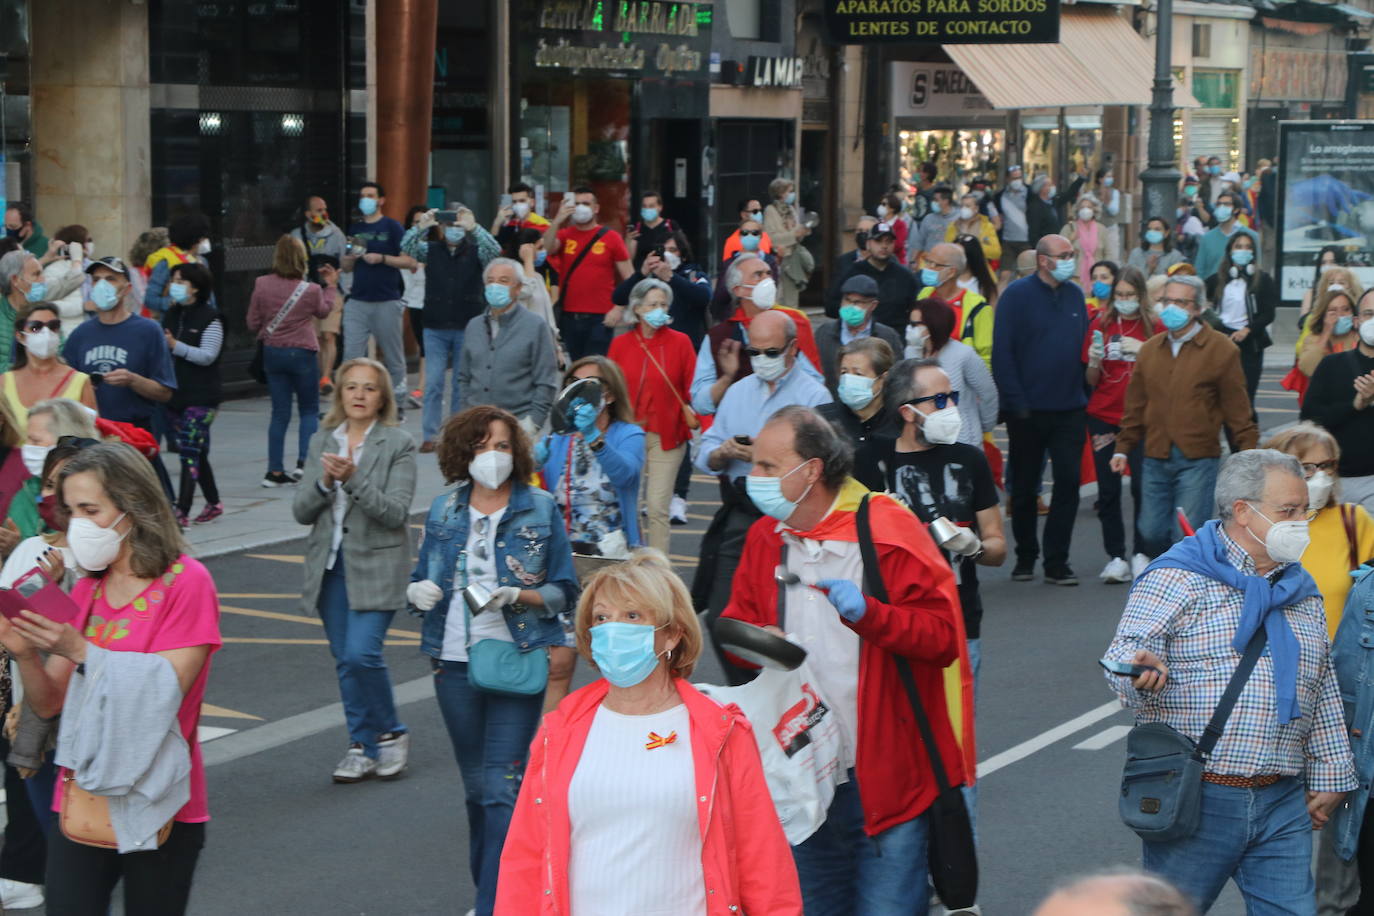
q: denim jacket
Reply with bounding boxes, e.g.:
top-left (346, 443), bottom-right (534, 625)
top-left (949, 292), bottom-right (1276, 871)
top-left (414, 480), bottom-right (578, 659)
top-left (1329, 564), bottom-right (1374, 860)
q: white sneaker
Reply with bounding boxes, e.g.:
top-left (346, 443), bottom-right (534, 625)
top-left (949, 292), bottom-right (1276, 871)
top-left (1099, 557), bottom-right (1131, 584)
top-left (1132, 553), bottom-right (1151, 579)
top-left (0, 878), bottom-right (43, 910)
top-left (376, 731), bottom-right (409, 779)
top-left (331, 744), bottom-right (377, 783)
top-left (670, 495), bottom-right (688, 526)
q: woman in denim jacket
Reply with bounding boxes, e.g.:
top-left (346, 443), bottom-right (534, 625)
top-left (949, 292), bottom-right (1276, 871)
top-left (406, 405), bottom-right (577, 916)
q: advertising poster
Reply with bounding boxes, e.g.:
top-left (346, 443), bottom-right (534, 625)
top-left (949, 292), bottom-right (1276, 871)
top-left (1277, 120), bottom-right (1374, 302)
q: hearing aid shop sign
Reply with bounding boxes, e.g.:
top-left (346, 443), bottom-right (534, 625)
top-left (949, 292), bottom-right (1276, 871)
top-left (823, 0), bottom-right (1060, 44)
top-left (891, 64), bottom-right (992, 119)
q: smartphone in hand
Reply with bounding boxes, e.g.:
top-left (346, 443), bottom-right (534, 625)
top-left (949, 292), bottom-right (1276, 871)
top-left (1099, 658), bottom-right (1159, 678)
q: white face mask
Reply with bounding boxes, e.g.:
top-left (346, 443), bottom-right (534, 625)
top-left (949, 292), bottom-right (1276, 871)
top-left (958, 206), bottom-right (975, 221)
top-left (1114, 299), bottom-right (1141, 316)
top-left (748, 277), bottom-right (778, 310)
top-left (512, 201), bottom-right (531, 219)
top-left (469, 450), bottom-right (514, 490)
top-left (916, 404), bottom-right (962, 445)
top-left (663, 251), bottom-right (681, 271)
top-left (751, 352), bottom-right (788, 382)
top-left (876, 204), bottom-right (889, 218)
top-left (67, 513), bottom-right (128, 572)
top-left (20, 443), bottom-right (49, 478)
top-left (572, 204), bottom-right (594, 224)
top-left (1360, 319), bottom-right (1374, 347)
top-left (1307, 471), bottom-right (1335, 511)
top-left (1078, 207), bottom-right (1095, 222)
top-left (1244, 504), bottom-right (1311, 564)
top-left (23, 327), bottom-right (58, 360)
top-left (196, 239), bottom-right (212, 255)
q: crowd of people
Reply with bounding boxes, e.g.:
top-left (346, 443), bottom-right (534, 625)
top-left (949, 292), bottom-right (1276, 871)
top-left (0, 145), bottom-right (1369, 915)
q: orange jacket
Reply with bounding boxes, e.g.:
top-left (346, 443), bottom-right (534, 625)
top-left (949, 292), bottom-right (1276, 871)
top-left (495, 678), bottom-right (802, 915)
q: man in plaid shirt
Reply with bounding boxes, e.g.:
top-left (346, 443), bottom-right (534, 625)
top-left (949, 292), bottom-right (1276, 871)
top-left (1104, 449), bottom-right (1357, 912)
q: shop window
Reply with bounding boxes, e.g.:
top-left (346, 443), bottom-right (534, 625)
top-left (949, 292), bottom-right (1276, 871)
top-left (0, 0), bottom-right (31, 207)
top-left (1192, 70), bottom-right (1239, 110)
top-left (521, 79), bottom-right (632, 230)
top-left (898, 129), bottom-right (1004, 193)
top-left (1192, 24), bottom-right (1211, 60)
top-left (726, 0), bottom-right (762, 40)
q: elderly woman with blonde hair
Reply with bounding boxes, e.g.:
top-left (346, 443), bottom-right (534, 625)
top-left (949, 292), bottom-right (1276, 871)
top-left (497, 550), bottom-right (802, 915)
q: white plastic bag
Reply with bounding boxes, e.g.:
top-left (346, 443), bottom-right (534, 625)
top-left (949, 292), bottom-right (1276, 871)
top-left (697, 658), bottom-right (848, 844)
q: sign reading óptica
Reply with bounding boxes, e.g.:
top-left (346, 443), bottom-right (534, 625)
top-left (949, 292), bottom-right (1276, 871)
top-left (823, 0), bottom-right (1060, 44)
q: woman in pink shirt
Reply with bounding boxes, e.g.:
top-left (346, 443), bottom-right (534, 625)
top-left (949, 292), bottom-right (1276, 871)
top-left (0, 440), bottom-right (221, 914)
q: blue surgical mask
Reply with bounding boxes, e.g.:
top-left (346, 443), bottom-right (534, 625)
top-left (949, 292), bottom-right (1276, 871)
top-left (1230, 248), bottom-right (1253, 266)
top-left (444, 226), bottom-right (465, 245)
top-left (358, 197), bottom-right (379, 216)
top-left (1092, 281), bottom-right (1111, 299)
top-left (535, 249), bottom-right (548, 267)
top-left (1051, 258), bottom-right (1076, 283)
top-left (91, 279), bottom-right (120, 311)
top-left (1213, 205), bottom-right (1233, 223)
top-left (1335, 315), bottom-right (1355, 335)
top-left (745, 458), bottom-right (815, 522)
top-left (1160, 303), bottom-right (1192, 331)
top-left (740, 233), bottom-right (761, 252)
top-left (837, 374), bottom-right (877, 410)
top-left (920, 267), bottom-right (942, 288)
top-left (169, 281), bottom-right (190, 304)
top-left (1144, 229), bottom-right (1165, 245)
top-left (642, 307), bottom-right (670, 328)
top-left (1209, 165), bottom-right (1221, 175)
top-left (24, 281), bottom-right (48, 303)
top-left (590, 621), bottom-right (665, 688)
top-left (484, 283), bottom-right (512, 309)
top-left (839, 304), bottom-right (868, 328)
top-left (785, 191), bottom-right (797, 205)
top-left (640, 207), bottom-right (659, 223)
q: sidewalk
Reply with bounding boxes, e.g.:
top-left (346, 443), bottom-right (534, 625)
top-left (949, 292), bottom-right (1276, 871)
top-left (173, 394), bottom-right (448, 559)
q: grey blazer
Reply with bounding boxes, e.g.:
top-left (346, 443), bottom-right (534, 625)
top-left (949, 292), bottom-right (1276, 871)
top-left (292, 423), bottom-right (417, 613)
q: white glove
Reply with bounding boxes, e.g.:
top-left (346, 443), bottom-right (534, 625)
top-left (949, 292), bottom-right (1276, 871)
top-left (1118, 336), bottom-right (1143, 357)
top-left (457, 207), bottom-right (477, 232)
top-left (407, 579), bottom-right (443, 612)
top-left (944, 527), bottom-right (983, 558)
top-left (482, 586), bottom-right (523, 613)
top-left (1087, 336), bottom-right (1105, 367)
top-left (519, 415), bottom-right (540, 439)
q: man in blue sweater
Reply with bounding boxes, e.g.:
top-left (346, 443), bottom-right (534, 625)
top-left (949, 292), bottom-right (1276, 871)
top-left (1192, 189), bottom-right (1259, 281)
top-left (992, 234), bottom-right (1090, 585)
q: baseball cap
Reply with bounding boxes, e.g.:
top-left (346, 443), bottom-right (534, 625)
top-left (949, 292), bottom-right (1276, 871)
top-left (870, 221), bottom-right (897, 239)
top-left (85, 256), bottom-right (128, 277)
top-left (840, 275), bottom-right (880, 298)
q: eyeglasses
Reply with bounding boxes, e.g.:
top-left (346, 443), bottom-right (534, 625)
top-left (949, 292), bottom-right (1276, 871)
top-left (24, 320), bottom-right (60, 333)
top-left (740, 229), bottom-right (762, 237)
top-left (907, 391), bottom-right (960, 410)
top-left (745, 346), bottom-right (788, 358)
top-left (1301, 460), bottom-right (1337, 476)
top-left (55, 435), bottom-right (99, 450)
top-left (1250, 501), bottom-right (1318, 522)
top-left (922, 260), bottom-right (951, 271)
top-left (1160, 297), bottom-right (1196, 308)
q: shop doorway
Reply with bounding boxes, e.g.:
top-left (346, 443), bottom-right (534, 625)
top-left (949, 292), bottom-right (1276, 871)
top-left (715, 119), bottom-right (792, 267)
top-left (898, 129), bottom-right (1005, 195)
top-left (656, 119), bottom-right (704, 262)
top-left (800, 126), bottom-right (828, 308)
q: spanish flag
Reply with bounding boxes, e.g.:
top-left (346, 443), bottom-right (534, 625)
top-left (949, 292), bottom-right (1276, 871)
top-left (784, 477), bottom-right (978, 783)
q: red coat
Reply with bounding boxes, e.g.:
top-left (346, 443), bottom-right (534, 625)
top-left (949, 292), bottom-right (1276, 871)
top-left (495, 677), bottom-right (802, 915)
top-left (722, 481), bottom-right (974, 836)
top-left (608, 325), bottom-right (696, 451)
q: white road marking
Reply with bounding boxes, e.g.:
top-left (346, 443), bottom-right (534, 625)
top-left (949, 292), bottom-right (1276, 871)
top-left (1071, 724), bottom-right (1133, 751)
top-left (197, 725), bottom-right (239, 744)
top-left (977, 701), bottom-right (1124, 778)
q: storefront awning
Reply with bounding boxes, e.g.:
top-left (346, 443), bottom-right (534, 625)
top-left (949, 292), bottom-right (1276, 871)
top-left (944, 7), bottom-right (1202, 110)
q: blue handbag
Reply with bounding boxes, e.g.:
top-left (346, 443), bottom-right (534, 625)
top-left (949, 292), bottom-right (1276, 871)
top-left (467, 637), bottom-right (549, 697)
top-left (1119, 627), bottom-right (1265, 842)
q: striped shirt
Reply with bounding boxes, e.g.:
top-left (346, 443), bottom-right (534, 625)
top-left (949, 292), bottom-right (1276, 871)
top-left (1103, 525), bottom-right (1357, 793)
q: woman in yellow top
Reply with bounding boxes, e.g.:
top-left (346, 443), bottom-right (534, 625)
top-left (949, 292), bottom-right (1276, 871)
top-left (1264, 422), bottom-right (1374, 638)
top-left (0, 304), bottom-right (95, 436)
top-left (944, 192), bottom-right (1001, 269)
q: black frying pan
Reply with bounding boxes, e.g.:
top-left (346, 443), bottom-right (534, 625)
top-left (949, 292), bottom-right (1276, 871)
top-left (712, 617), bottom-right (807, 671)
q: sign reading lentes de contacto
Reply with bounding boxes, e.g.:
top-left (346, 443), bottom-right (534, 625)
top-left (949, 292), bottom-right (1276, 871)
top-left (823, 0), bottom-right (1060, 44)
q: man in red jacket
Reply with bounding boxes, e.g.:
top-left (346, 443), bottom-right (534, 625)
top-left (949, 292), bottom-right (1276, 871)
top-left (721, 405), bottom-right (976, 912)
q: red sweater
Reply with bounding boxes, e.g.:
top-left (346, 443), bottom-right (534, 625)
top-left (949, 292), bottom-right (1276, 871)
top-left (608, 325), bottom-right (696, 451)
top-left (722, 482), bottom-right (974, 835)
top-left (246, 274), bottom-right (334, 351)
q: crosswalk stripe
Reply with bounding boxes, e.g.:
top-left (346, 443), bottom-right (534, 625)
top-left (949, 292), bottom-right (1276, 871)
top-left (1071, 724), bottom-right (1132, 751)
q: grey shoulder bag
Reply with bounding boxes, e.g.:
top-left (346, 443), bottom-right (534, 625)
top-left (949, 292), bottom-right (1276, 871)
top-left (1119, 626), bottom-right (1266, 842)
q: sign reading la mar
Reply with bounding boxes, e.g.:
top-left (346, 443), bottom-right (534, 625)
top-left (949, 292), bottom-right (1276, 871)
top-left (824, 0), bottom-right (1060, 44)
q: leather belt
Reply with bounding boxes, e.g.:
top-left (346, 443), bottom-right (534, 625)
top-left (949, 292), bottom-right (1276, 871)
top-left (1202, 772), bottom-right (1283, 788)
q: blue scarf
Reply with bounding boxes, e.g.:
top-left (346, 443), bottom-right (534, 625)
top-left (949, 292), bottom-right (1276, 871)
top-left (1141, 520), bottom-right (1319, 724)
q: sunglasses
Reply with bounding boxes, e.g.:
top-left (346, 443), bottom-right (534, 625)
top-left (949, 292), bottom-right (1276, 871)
top-left (745, 346), bottom-right (788, 358)
top-left (24, 320), bottom-right (61, 333)
top-left (740, 229), bottom-right (762, 237)
top-left (907, 391), bottom-right (961, 410)
top-left (55, 435), bottom-right (100, 450)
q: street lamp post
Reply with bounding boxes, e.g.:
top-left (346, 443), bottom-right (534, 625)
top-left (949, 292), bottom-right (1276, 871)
top-left (1139, 0), bottom-right (1182, 222)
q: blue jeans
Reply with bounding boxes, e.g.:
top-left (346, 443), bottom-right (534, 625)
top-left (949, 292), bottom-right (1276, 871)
top-left (559, 311), bottom-right (613, 361)
top-left (264, 345), bottom-right (320, 472)
top-left (792, 770), bottom-right (931, 915)
top-left (433, 659), bottom-right (544, 916)
top-left (1144, 777), bottom-right (1314, 914)
top-left (1139, 447), bottom-right (1220, 558)
top-left (421, 327), bottom-right (464, 442)
top-left (316, 551), bottom-right (403, 758)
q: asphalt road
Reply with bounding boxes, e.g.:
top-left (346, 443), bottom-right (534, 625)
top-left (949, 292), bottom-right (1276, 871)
top-left (22, 367), bottom-right (1302, 915)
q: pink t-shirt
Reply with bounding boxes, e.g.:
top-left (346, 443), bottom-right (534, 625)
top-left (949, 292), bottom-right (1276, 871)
top-left (58, 555), bottom-right (223, 823)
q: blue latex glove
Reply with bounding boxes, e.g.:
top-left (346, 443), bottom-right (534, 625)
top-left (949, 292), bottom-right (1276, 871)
top-left (572, 400), bottom-right (601, 443)
top-left (533, 436), bottom-right (550, 466)
top-left (815, 578), bottom-right (867, 622)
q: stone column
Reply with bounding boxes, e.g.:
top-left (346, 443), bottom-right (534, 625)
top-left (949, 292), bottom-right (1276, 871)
top-left (30, 0), bottom-right (150, 260)
top-left (375, 0), bottom-right (437, 218)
